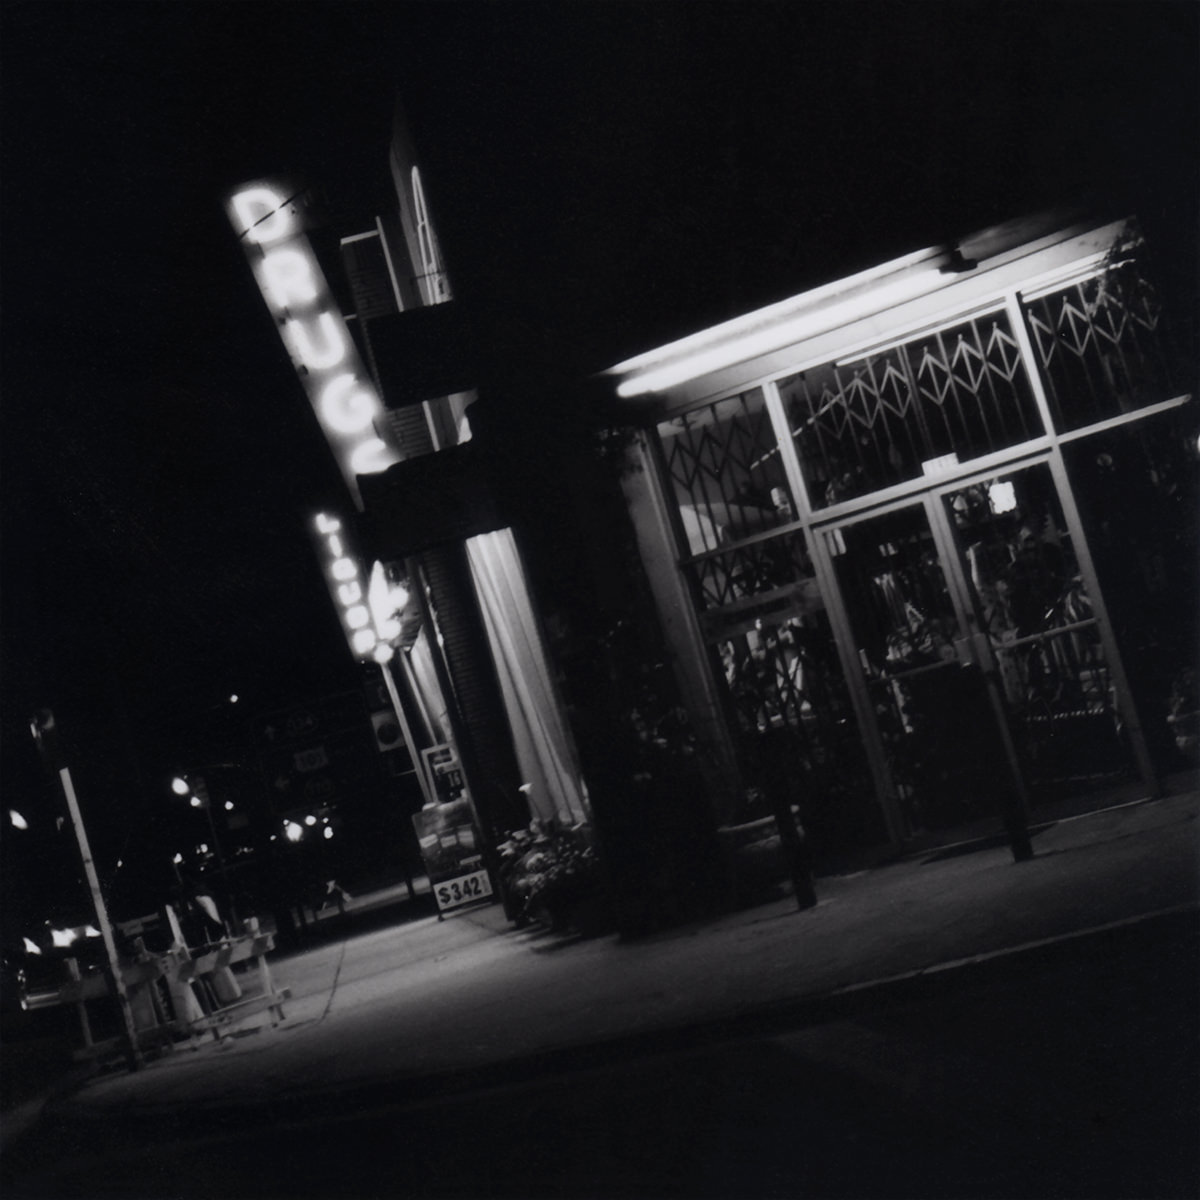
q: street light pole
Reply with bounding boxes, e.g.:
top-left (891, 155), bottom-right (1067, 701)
top-left (31, 709), bottom-right (143, 1071)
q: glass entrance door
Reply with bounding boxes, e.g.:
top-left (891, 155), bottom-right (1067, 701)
top-left (936, 461), bottom-right (1137, 801)
top-left (826, 502), bottom-right (1020, 835)
top-left (824, 459), bottom-right (1140, 839)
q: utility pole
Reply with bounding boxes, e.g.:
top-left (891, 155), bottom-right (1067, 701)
top-left (30, 709), bottom-right (142, 1071)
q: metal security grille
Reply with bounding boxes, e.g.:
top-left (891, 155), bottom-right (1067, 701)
top-left (686, 535), bottom-right (815, 614)
top-left (657, 388), bottom-right (797, 556)
top-left (779, 312), bottom-right (1042, 507)
top-left (1022, 262), bottom-right (1176, 431)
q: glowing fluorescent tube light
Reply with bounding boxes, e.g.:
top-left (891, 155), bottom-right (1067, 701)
top-left (615, 267), bottom-right (944, 398)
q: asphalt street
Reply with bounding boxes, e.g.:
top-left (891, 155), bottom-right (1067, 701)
top-left (5, 910), bottom-right (1196, 1199)
top-left (2, 788), bottom-right (1197, 1199)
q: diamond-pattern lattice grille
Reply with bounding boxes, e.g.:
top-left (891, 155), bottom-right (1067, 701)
top-left (779, 312), bottom-right (1040, 507)
top-left (687, 535), bottom-right (812, 611)
top-left (1022, 262), bottom-right (1176, 432)
top-left (658, 388), bottom-right (796, 556)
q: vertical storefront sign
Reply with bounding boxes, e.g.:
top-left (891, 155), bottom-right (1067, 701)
top-left (226, 182), bottom-right (402, 508)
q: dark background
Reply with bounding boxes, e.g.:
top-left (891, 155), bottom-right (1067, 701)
top-left (2, 2), bottom-right (1196, 930)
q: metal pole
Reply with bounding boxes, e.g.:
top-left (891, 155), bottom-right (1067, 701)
top-left (57, 764), bottom-right (143, 1070)
top-left (380, 658), bottom-right (437, 810)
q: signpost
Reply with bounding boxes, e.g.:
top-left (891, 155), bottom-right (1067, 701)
top-left (411, 745), bottom-right (493, 914)
top-left (411, 796), bottom-right (493, 914)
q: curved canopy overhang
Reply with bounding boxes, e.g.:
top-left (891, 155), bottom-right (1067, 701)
top-left (603, 210), bottom-right (1132, 418)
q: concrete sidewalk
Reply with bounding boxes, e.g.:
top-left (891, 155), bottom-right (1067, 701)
top-left (23, 784), bottom-right (1194, 1134)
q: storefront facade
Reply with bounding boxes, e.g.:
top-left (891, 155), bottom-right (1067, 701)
top-left (225, 105), bottom-right (591, 915)
top-left (606, 215), bottom-right (1197, 854)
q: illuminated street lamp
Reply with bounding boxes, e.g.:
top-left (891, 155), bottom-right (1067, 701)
top-left (169, 772), bottom-right (234, 923)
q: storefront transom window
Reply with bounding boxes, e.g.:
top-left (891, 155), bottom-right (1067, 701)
top-left (657, 388), bottom-right (796, 555)
top-left (1022, 261), bottom-right (1178, 432)
top-left (780, 311), bottom-right (1041, 507)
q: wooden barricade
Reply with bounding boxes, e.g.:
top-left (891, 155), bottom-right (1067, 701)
top-left (43, 910), bottom-right (290, 1062)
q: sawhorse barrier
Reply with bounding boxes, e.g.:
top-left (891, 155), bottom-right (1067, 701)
top-left (34, 911), bottom-right (290, 1065)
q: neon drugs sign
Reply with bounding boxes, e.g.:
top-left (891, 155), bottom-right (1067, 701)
top-left (226, 182), bottom-right (402, 508)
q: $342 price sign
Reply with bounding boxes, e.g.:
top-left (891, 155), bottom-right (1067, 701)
top-left (435, 869), bottom-right (493, 911)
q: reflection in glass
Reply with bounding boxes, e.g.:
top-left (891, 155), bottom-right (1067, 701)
top-left (690, 532), bottom-right (876, 849)
top-left (945, 463), bottom-right (1133, 796)
top-left (1061, 409), bottom-right (1200, 770)
top-left (831, 506), bottom-right (996, 832)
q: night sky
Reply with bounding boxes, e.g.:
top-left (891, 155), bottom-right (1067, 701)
top-left (2, 2), bottom-right (1196, 926)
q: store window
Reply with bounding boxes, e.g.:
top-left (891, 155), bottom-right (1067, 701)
top-left (1061, 406), bottom-right (1200, 769)
top-left (1022, 260), bottom-right (1178, 433)
top-left (780, 311), bottom-right (1042, 507)
top-left (693, 531), bottom-right (876, 847)
top-left (657, 388), bottom-right (796, 556)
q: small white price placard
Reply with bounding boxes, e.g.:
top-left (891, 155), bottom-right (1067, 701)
top-left (434, 869), bottom-right (493, 912)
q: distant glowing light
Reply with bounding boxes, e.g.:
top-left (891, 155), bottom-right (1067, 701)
top-left (171, 777), bottom-right (191, 796)
top-left (9, 809), bottom-right (28, 830)
top-left (83, 925), bottom-right (101, 939)
top-left (352, 629), bottom-right (377, 655)
top-left (173, 853), bottom-right (184, 865)
top-left (284, 821), bottom-right (304, 843)
top-left (304, 814), bottom-right (317, 827)
top-left (988, 480), bottom-right (1018, 514)
top-left (190, 796), bottom-right (202, 808)
top-left (198, 843), bottom-right (209, 855)
top-left (229, 694), bottom-right (239, 705)
top-left (224, 800), bottom-right (235, 811)
top-left (23, 937), bottom-right (41, 956)
top-left (323, 826), bottom-right (334, 840)
top-left (372, 644), bottom-right (395, 664)
top-left (50, 928), bottom-right (78, 949)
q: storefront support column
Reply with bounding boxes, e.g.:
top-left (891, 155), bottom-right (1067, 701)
top-left (406, 553), bottom-right (522, 920)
